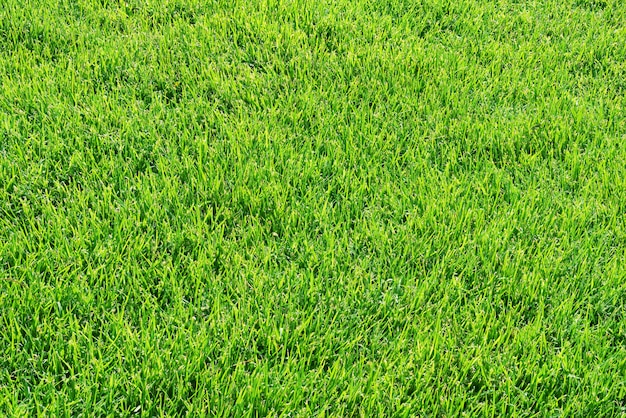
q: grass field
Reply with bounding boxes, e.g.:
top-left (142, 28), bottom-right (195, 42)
top-left (1, 0), bottom-right (626, 416)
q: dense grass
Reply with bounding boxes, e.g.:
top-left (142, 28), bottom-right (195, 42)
top-left (1, 0), bottom-right (625, 415)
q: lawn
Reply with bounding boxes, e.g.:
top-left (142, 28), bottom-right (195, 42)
top-left (1, 0), bottom-right (625, 416)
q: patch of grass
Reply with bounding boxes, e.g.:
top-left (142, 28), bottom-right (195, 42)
top-left (1, 0), bottom-right (625, 416)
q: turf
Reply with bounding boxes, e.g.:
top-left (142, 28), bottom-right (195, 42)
top-left (1, 0), bottom-right (625, 416)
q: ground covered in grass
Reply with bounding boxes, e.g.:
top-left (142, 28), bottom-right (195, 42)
top-left (1, 0), bottom-right (625, 416)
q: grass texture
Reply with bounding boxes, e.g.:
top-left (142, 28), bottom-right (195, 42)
top-left (1, 0), bottom-right (626, 416)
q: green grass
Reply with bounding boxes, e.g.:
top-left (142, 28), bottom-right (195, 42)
top-left (1, 0), bottom-right (625, 416)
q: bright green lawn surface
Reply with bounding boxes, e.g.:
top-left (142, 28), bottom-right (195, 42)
top-left (1, 0), bottom-right (626, 416)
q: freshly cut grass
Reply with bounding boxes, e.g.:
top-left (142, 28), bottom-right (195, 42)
top-left (1, 0), bottom-right (625, 416)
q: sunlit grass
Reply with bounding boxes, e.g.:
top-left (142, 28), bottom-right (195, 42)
top-left (1, 0), bottom-right (625, 416)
